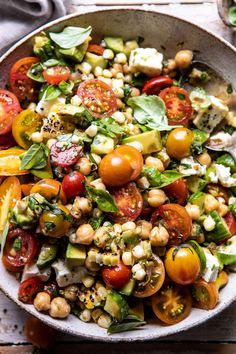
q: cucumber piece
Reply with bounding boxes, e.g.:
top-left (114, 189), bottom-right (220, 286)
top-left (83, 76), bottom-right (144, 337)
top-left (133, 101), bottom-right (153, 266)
top-left (217, 235), bottom-right (236, 266)
top-left (36, 243), bottom-right (58, 269)
top-left (122, 130), bottom-right (162, 154)
top-left (216, 153), bottom-right (236, 174)
top-left (104, 37), bottom-right (124, 53)
top-left (186, 176), bottom-right (207, 193)
top-left (84, 52), bottom-right (108, 71)
top-left (188, 191), bottom-right (206, 214)
top-left (206, 211), bottom-right (231, 243)
top-left (189, 240), bottom-right (206, 272)
top-left (91, 134), bottom-right (114, 154)
top-left (104, 290), bottom-right (128, 322)
top-left (120, 278), bottom-right (136, 296)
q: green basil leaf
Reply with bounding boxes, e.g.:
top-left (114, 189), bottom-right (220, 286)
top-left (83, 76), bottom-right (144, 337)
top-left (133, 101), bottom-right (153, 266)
top-left (158, 170), bottom-right (183, 188)
top-left (58, 80), bottom-right (74, 95)
top-left (127, 95), bottom-right (176, 131)
top-left (229, 6), bottom-right (236, 26)
top-left (43, 59), bottom-right (61, 67)
top-left (86, 186), bottom-right (118, 212)
top-left (49, 26), bottom-right (92, 49)
top-left (27, 63), bottom-right (45, 82)
top-left (94, 117), bottom-right (125, 138)
top-left (89, 215), bottom-right (105, 230)
top-left (20, 143), bottom-right (49, 170)
top-left (142, 166), bottom-right (183, 188)
top-left (1, 221), bottom-right (9, 258)
top-left (44, 85), bottom-right (61, 101)
top-left (108, 320), bottom-right (146, 334)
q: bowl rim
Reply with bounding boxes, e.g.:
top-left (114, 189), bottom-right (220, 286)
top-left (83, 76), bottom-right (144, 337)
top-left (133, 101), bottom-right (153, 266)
top-left (1, 7), bottom-right (236, 342)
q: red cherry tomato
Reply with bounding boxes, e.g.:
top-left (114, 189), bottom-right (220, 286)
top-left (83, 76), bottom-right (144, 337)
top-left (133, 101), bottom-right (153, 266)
top-left (159, 86), bottom-right (193, 126)
top-left (50, 142), bottom-right (82, 168)
top-left (25, 315), bottom-right (56, 349)
top-left (109, 182), bottom-right (143, 224)
top-left (9, 57), bottom-right (39, 102)
top-left (18, 277), bottom-right (43, 304)
top-left (77, 79), bottom-right (117, 118)
top-left (88, 44), bottom-right (105, 55)
top-left (0, 132), bottom-right (16, 150)
top-left (151, 204), bottom-right (192, 245)
top-left (43, 65), bottom-right (71, 85)
top-left (102, 262), bottom-right (131, 289)
top-left (224, 212), bottom-right (236, 236)
top-left (164, 178), bottom-right (188, 205)
top-left (0, 89), bottom-right (21, 135)
top-left (142, 76), bottom-right (173, 95)
top-left (2, 228), bottom-right (37, 272)
top-left (62, 171), bottom-right (85, 198)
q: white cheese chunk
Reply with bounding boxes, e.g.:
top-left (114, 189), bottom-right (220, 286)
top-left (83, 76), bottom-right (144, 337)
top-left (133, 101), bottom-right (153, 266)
top-left (129, 48), bottom-right (163, 77)
top-left (52, 259), bottom-right (87, 287)
top-left (179, 156), bottom-right (206, 176)
top-left (193, 96), bottom-right (229, 133)
top-left (22, 262), bottom-right (51, 282)
top-left (202, 249), bottom-right (220, 283)
top-left (215, 164), bottom-right (236, 188)
top-left (36, 94), bottom-right (66, 117)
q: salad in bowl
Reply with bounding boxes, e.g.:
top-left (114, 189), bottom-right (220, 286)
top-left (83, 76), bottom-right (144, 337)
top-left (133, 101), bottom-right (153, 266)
top-left (0, 24), bottom-right (236, 334)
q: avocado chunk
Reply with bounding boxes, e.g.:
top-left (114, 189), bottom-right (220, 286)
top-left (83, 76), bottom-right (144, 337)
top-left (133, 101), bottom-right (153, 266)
top-left (36, 243), bottom-right (58, 269)
top-left (57, 104), bottom-right (85, 120)
top-left (66, 242), bottom-right (86, 267)
top-left (91, 133), bottom-right (114, 154)
top-left (84, 52), bottom-right (108, 71)
top-left (122, 130), bottom-right (162, 154)
top-left (104, 37), bottom-right (124, 53)
top-left (217, 235), bottom-right (236, 265)
top-left (104, 290), bottom-right (128, 322)
top-left (124, 40), bottom-right (139, 56)
top-left (59, 39), bottom-right (90, 63)
top-left (206, 211), bottom-right (231, 243)
top-left (186, 176), bottom-right (207, 193)
top-left (120, 278), bottom-right (136, 296)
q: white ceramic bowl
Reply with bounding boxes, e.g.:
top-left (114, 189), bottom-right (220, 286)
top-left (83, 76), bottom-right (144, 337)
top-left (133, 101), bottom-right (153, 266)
top-left (1, 8), bottom-right (236, 341)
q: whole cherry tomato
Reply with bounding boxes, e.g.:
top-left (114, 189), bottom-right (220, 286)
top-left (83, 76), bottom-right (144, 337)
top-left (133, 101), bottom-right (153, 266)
top-left (164, 178), bottom-right (188, 205)
top-left (142, 76), bottom-right (173, 95)
top-left (102, 262), bottom-right (131, 289)
top-left (166, 127), bottom-right (194, 160)
top-left (43, 65), bottom-right (71, 85)
top-left (62, 171), bottom-right (85, 198)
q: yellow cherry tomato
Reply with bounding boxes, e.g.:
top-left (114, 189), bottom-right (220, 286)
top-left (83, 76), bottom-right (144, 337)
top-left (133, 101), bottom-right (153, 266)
top-left (39, 205), bottom-right (71, 238)
top-left (0, 149), bottom-right (28, 176)
top-left (166, 127), bottom-right (194, 160)
top-left (30, 179), bottom-right (67, 205)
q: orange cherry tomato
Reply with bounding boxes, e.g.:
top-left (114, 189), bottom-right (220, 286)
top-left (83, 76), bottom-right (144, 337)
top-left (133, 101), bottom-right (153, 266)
top-left (115, 145), bottom-right (143, 181)
top-left (164, 178), bottom-right (188, 205)
top-left (166, 127), bottom-right (194, 160)
top-left (165, 245), bottom-right (201, 285)
top-left (39, 205), bottom-right (71, 238)
top-left (102, 262), bottom-right (131, 289)
top-left (21, 183), bottom-right (35, 196)
top-left (192, 279), bottom-right (219, 310)
top-left (0, 149), bottom-right (28, 176)
top-left (142, 76), bottom-right (173, 95)
top-left (9, 57), bottom-right (39, 102)
top-left (0, 89), bottom-right (21, 135)
top-left (43, 65), bottom-right (71, 85)
top-left (25, 315), bottom-right (56, 349)
top-left (88, 43), bottom-right (105, 55)
top-left (159, 86), bottom-right (193, 126)
top-left (30, 179), bottom-right (67, 205)
top-left (151, 282), bottom-right (192, 325)
top-left (18, 277), bottom-right (43, 304)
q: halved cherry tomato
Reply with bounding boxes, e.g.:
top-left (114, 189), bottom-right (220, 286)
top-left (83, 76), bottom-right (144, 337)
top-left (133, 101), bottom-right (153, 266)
top-left (0, 132), bottom-right (16, 150)
top-left (151, 282), bottom-right (192, 325)
top-left (21, 183), bottom-right (35, 196)
top-left (39, 205), bottom-right (71, 238)
top-left (164, 178), bottom-right (188, 205)
top-left (192, 279), bottom-right (219, 310)
top-left (30, 179), bottom-right (66, 205)
top-left (25, 315), bottom-right (56, 349)
top-left (43, 66), bottom-right (71, 85)
top-left (12, 109), bottom-right (42, 149)
top-left (142, 76), bottom-right (173, 95)
top-left (165, 245), bottom-right (201, 285)
top-left (224, 212), bottom-right (236, 236)
top-left (50, 142), bottom-right (82, 168)
top-left (88, 44), bottom-right (105, 55)
top-left (62, 171), bottom-right (85, 198)
top-left (3, 229), bottom-right (37, 272)
top-left (151, 204), bottom-right (192, 245)
top-left (159, 86), bottom-right (193, 126)
top-left (0, 176), bottom-right (21, 232)
top-left (18, 277), bottom-right (43, 304)
top-left (166, 127), bottom-right (194, 160)
top-left (102, 262), bottom-right (131, 289)
top-left (0, 149), bottom-right (28, 176)
top-left (9, 57), bottom-right (39, 102)
top-left (115, 146), bottom-right (143, 181)
top-left (109, 182), bottom-right (143, 223)
top-left (134, 255), bottom-right (165, 298)
top-left (0, 89), bottom-right (21, 135)
top-left (77, 79), bottom-right (117, 118)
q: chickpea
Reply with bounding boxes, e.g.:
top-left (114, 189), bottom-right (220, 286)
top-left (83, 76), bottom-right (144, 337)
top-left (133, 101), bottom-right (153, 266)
top-left (145, 156), bottom-right (164, 172)
top-left (163, 59), bottom-right (177, 74)
top-left (122, 221), bottom-right (136, 232)
top-left (204, 194), bottom-right (219, 213)
top-left (75, 157), bottom-right (92, 175)
top-left (71, 224), bottom-right (94, 245)
top-left (136, 220), bottom-right (152, 240)
top-left (185, 204), bottom-right (201, 220)
top-left (130, 87), bottom-right (140, 97)
top-left (175, 50), bottom-right (193, 69)
top-left (148, 189), bottom-right (166, 208)
top-left (90, 178), bottom-right (106, 191)
top-left (150, 226), bottom-right (169, 247)
top-left (49, 297), bottom-right (71, 318)
top-left (116, 98), bottom-right (125, 109)
top-left (71, 197), bottom-right (92, 218)
top-left (33, 292), bottom-right (51, 312)
top-left (196, 152), bottom-right (212, 167)
top-left (218, 203), bottom-right (229, 217)
top-left (63, 285), bottom-right (79, 302)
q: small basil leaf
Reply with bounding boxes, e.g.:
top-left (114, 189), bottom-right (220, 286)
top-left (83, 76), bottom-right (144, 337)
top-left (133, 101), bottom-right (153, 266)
top-left (44, 85), bottom-right (61, 101)
top-left (58, 80), bottom-right (74, 95)
top-left (27, 63), bottom-right (45, 83)
top-left (108, 320), bottom-right (146, 334)
top-left (86, 186), bottom-right (118, 212)
top-left (20, 143), bottom-right (49, 170)
top-left (89, 215), bottom-right (105, 230)
top-left (49, 26), bottom-right (92, 49)
top-left (142, 166), bottom-right (183, 188)
top-left (229, 6), bottom-right (236, 26)
top-left (158, 170), bottom-right (183, 188)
